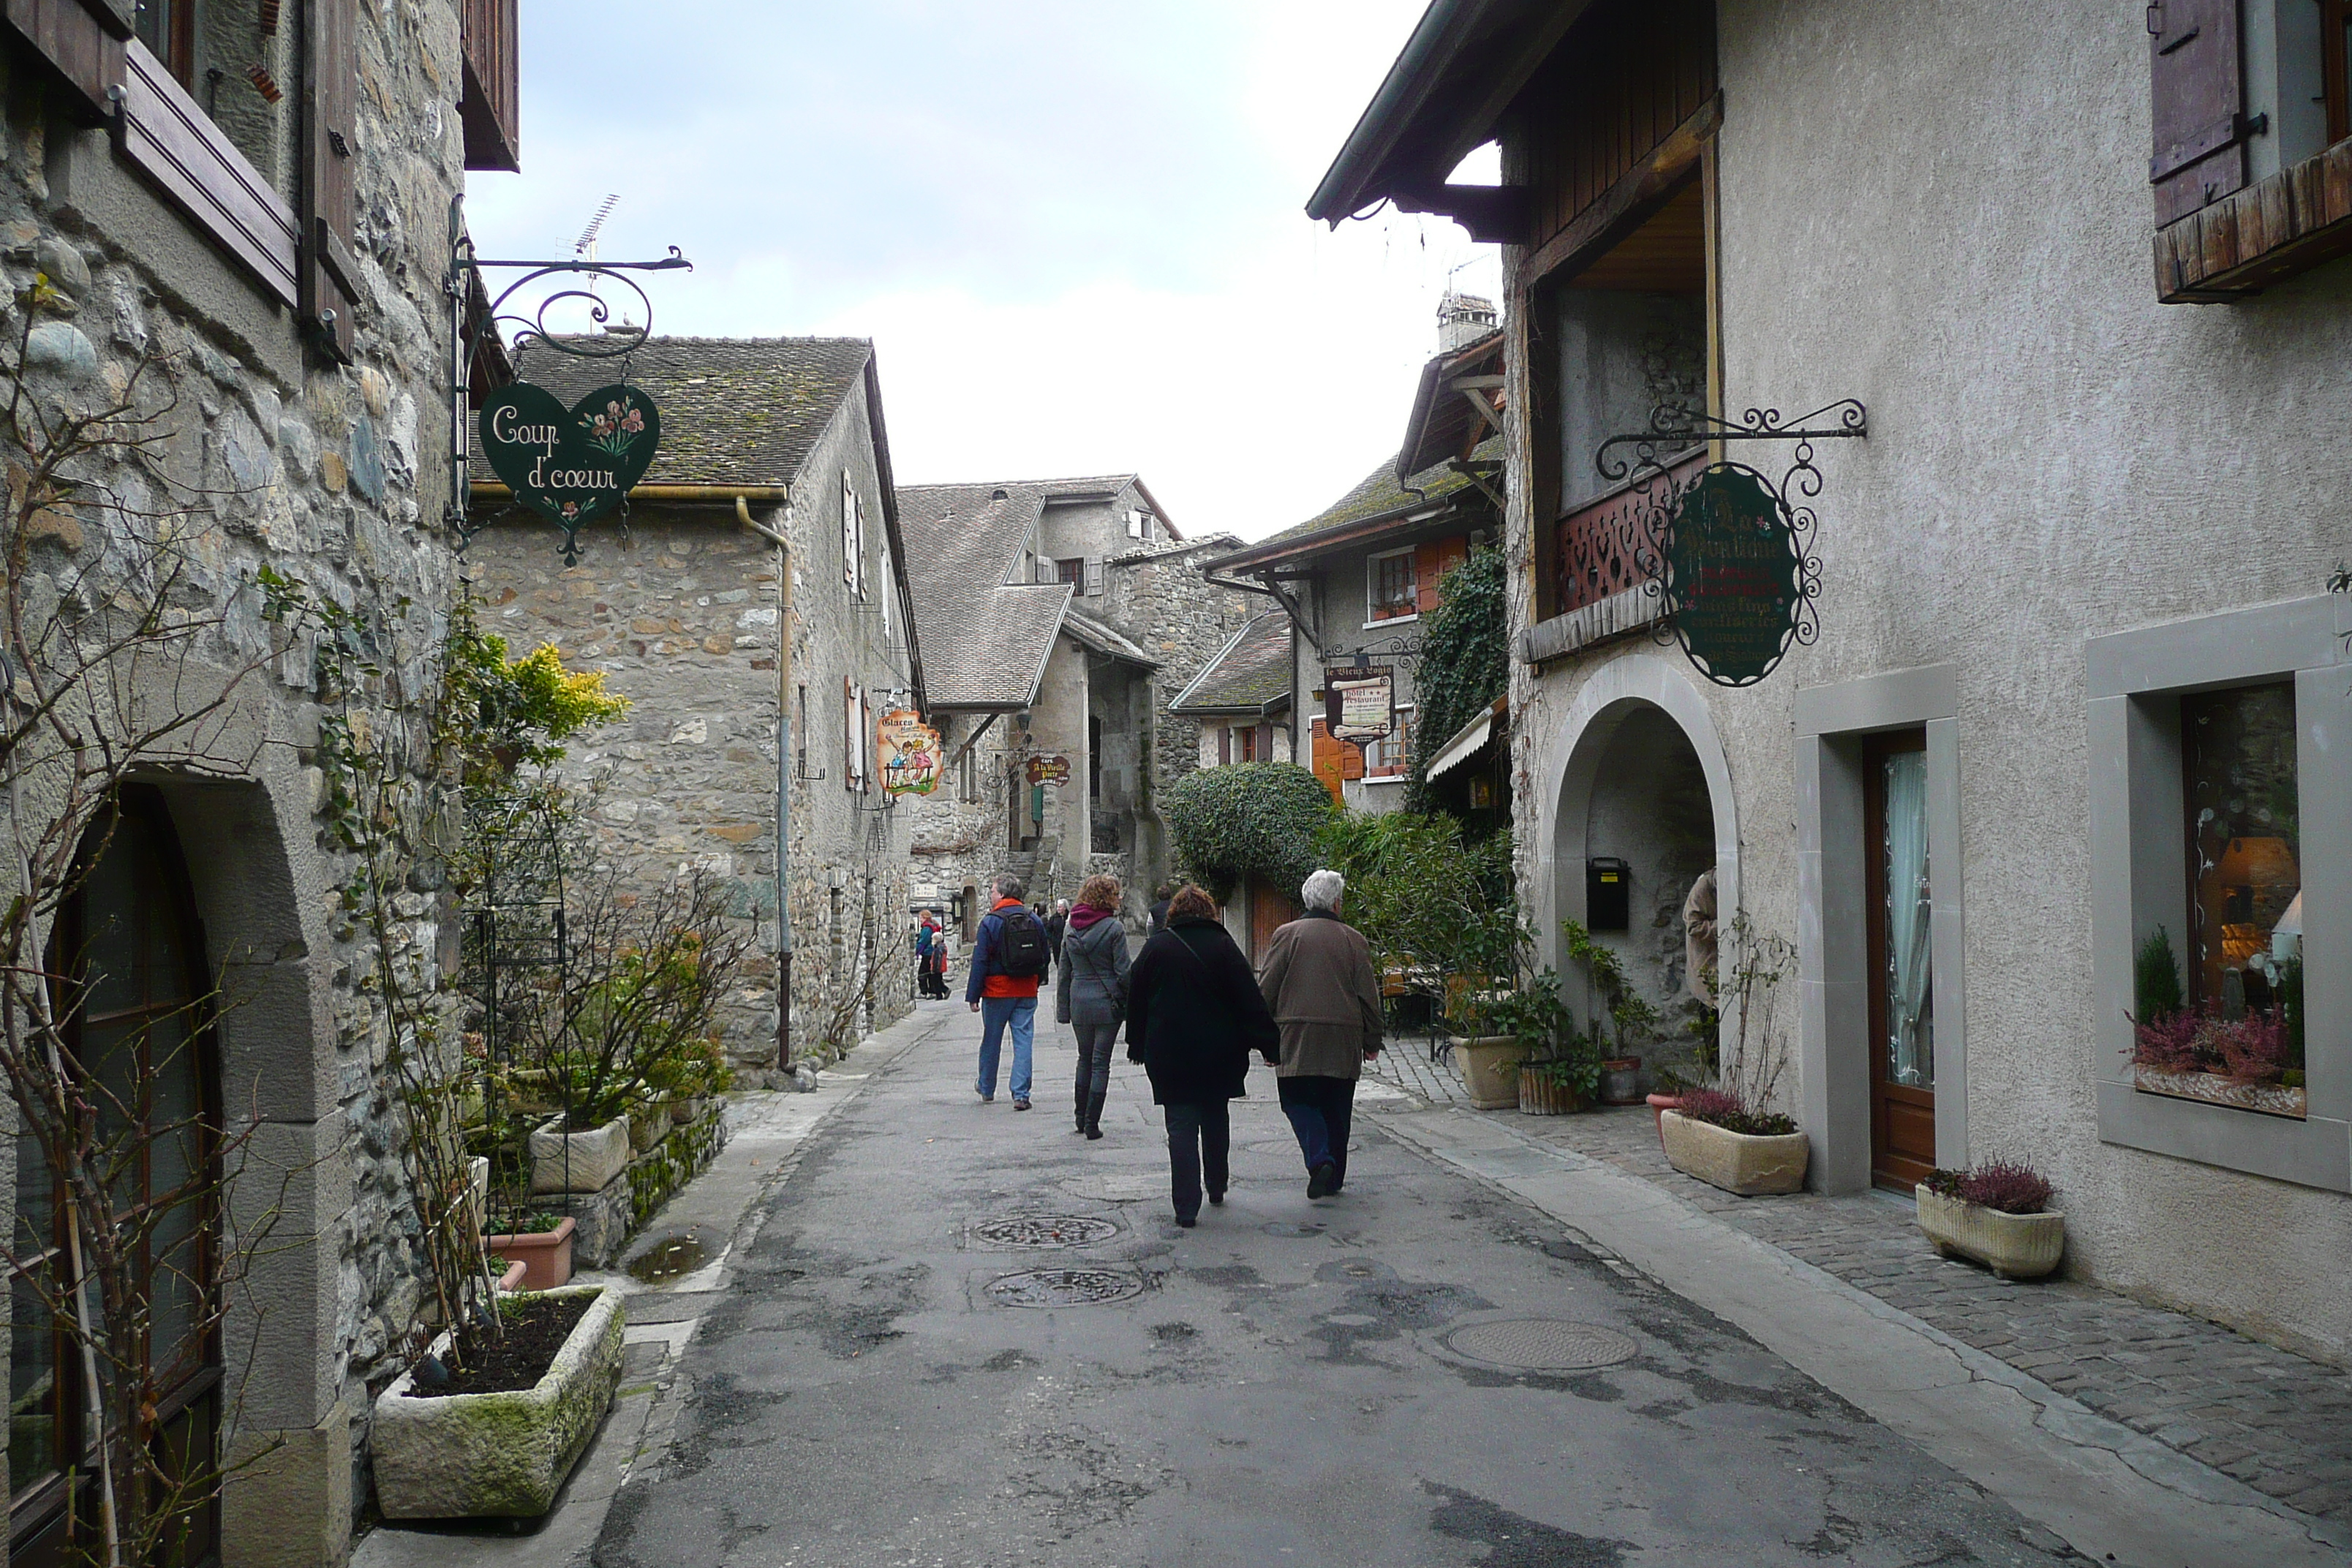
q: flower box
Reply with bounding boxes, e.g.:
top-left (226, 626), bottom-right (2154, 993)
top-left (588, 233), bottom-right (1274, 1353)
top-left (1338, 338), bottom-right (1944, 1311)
top-left (1915, 1186), bottom-right (2065, 1281)
top-left (1597, 1056), bottom-right (1643, 1105)
top-left (627, 1104), bottom-right (672, 1153)
top-left (494, 1257), bottom-right (529, 1294)
top-left (1449, 1036), bottom-right (1526, 1110)
top-left (372, 1285), bottom-right (625, 1519)
top-left (1659, 1109), bottom-right (1809, 1196)
top-left (528, 1115), bottom-right (630, 1195)
top-left (1517, 1066), bottom-right (1585, 1116)
top-left (484, 1215), bottom-right (575, 1292)
top-left (2131, 1063), bottom-right (2307, 1120)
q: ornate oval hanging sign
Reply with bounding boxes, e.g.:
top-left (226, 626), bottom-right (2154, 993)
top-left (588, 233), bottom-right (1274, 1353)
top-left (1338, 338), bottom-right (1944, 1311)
top-left (1662, 463), bottom-right (1807, 687)
top-left (478, 381), bottom-right (662, 553)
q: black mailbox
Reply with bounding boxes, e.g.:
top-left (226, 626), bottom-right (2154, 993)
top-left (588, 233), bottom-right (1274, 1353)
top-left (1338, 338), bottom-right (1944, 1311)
top-left (1586, 857), bottom-right (1630, 932)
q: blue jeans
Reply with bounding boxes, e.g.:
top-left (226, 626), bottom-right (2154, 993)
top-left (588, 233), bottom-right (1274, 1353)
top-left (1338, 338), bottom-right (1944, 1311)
top-left (977, 996), bottom-right (1036, 1101)
top-left (1278, 1075), bottom-right (1356, 1187)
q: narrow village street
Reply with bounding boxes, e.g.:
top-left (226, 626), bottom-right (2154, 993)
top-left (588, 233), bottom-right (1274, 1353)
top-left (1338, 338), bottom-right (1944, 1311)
top-left (527, 1000), bottom-right (2333, 1568)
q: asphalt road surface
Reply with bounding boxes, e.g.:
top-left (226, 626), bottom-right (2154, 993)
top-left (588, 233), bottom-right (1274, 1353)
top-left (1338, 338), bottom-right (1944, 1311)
top-left (593, 1006), bottom-right (2081, 1567)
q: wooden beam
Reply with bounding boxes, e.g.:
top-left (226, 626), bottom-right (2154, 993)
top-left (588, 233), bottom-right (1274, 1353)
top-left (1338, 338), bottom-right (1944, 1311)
top-left (1394, 181), bottom-right (1533, 244)
top-left (1522, 91), bottom-right (1722, 287)
top-left (1457, 384), bottom-right (1503, 436)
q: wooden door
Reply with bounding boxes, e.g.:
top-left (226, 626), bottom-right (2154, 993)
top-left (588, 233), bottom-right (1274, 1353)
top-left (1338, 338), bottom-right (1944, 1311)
top-left (1866, 730), bottom-right (1937, 1190)
top-left (1248, 881), bottom-right (1295, 962)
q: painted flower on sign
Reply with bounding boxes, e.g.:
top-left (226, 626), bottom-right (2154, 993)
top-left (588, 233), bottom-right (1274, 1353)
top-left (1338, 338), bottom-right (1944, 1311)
top-left (582, 393), bottom-right (649, 456)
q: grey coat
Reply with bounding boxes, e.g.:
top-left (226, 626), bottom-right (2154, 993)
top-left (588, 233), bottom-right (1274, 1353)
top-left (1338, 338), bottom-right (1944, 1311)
top-left (1055, 914), bottom-right (1131, 1026)
top-left (1255, 910), bottom-right (1384, 1079)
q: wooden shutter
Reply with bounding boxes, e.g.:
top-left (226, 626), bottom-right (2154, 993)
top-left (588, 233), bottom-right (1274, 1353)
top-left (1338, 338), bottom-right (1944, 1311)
top-left (1218, 725), bottom-right (1231, 766)
top-left (459, 0), bottom-right (519, 172)
top-left (1083, 557), bottom-right (1104, 596)
top-left (1309, 719), bottom-right (1345, 804)
top-left (2149, 0), bottom-right (2247, 226)
top-left (843, 679), bottom-right (858, 789)
top-left (2, 0), bottom-right (128, 116)
top-left (119, 41), bottom-right (300, 304)
top-left (1415, 536), bottom-right (1470, 615)
top-left (303, 0), bottom-right (361, 361)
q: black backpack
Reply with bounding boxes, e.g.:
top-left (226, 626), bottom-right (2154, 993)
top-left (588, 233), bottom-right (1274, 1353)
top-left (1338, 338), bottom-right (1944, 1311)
top-left (995, 907), bottom-right (1049, 979)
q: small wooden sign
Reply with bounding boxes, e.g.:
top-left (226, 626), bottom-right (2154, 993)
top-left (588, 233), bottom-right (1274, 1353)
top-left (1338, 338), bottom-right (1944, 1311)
top-left (478, 381), bottom-right (661, 539)
top-left (1026, 754), bottom-right (1072, 786)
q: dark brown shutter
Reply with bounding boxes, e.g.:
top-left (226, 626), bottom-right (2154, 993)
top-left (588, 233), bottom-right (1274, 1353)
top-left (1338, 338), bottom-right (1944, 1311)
top-left (2, 0), bottom-right (128, 118)
top-left (2149, 0), bottom-right (2248, 226)
top-left (459, 0), bottom-right (518, 172)
top-left (303, 0), bottom-right (360, 361)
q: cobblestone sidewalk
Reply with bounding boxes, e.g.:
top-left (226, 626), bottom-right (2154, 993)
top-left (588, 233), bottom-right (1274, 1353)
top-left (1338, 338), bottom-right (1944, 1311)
top-left (1364, 1048), bottom-right (2352, 1529)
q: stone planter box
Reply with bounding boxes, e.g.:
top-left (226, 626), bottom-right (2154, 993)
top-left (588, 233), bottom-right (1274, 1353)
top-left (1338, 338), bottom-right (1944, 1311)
top-left (1450, 1036), bottom-right (1527, 1110)
top-left (485, 1216), bottom-right (575, 1292)
top-left (1659, 1110), bottom-right (1809, 1196)
top-left (627, 1104), bottom-right (672, 1153)
top-left (1517, 1067), bottom-right (1585, 1116)
top-left (372, 1284), bottom-right (626, 1519)
top-left (529, 1115), bottom-right (630, 1195)
top-left (1916, 1186), bottom-right (2065, 1281)
top-left (2131, 1063), bottom-right (2307, 1120)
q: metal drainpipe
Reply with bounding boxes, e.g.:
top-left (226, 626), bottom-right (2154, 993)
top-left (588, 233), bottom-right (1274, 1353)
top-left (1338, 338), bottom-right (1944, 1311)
top-left (741, 495), bottom-right (795, 1069)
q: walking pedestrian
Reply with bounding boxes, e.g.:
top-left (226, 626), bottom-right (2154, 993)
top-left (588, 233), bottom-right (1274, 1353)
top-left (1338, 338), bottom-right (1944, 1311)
top-left (1256, 869), bottom-right (1384, 1199)
top-left (1147, 881), bottom-right (1174, 934)
top-left (1047, 899), bottom-right (1071, 961)
top-left (1125, 884), bottom-right (1275, 1226)
top-left (966, 875), bottom-right (1049, 1108)
top-left (914, 912), bottom-right (941, 1000)
top-left (1055, 875), bottom-right (1130, 1140)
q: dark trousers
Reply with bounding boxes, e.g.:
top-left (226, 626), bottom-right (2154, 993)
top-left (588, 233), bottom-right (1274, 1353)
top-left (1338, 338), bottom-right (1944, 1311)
top-left (1278, 1075), bottom-right (1357, 1187)
top-left (1162, 1100), bottom-right (1230, 1221)
top-left (1071, 1014), bottom-right (1119, 1111)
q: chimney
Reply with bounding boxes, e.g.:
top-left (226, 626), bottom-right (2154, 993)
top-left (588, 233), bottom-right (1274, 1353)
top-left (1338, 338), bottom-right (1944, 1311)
top-left (1436, 290), bottom-right (1499, 352)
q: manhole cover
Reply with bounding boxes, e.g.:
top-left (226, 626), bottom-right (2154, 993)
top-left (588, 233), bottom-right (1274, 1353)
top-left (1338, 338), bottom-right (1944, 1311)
top-left (970, 1214), bottom-right (1120, 1250)
top-left (987, 1267), bottom-right (1145, 1308)
top-left (1444, 1319), bottom-right (1638, 1371)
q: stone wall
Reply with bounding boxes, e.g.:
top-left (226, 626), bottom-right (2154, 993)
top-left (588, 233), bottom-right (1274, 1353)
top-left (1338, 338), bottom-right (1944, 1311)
top-left (1, 4), bottom-right (472, 1558)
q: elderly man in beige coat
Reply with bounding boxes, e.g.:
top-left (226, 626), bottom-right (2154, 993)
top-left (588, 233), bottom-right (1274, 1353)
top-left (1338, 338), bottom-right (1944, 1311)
top-left (1256, 868), bottom-right (1385, 1199)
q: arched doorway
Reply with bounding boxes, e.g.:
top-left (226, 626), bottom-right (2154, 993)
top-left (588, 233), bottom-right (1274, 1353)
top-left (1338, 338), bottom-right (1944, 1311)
top-left (1540, 655), bottom-right (1740, 1088)
top-left (11, 786), bottom-right (222, 1568)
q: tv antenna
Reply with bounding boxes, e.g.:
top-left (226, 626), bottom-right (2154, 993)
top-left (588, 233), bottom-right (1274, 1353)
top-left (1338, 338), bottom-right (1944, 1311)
top-left (574, 193), bottom-right (620, 260)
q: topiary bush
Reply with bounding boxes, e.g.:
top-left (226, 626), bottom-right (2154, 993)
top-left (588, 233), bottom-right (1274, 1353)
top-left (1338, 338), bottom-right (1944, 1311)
top-left (1162, 761), bottom-right (1333, 902)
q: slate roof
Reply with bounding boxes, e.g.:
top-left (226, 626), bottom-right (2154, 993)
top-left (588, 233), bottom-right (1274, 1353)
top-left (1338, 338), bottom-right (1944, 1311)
top-left (1063, 607), bottom-right (1157, 667)
top-left (1215, 434), bottom-right (1502, 572)
top-left (1168, 609), bottom-right (1293, 715)
top-left (496, 335), bottom-right (872, 486)
top-left (896, 482), bottom-right (1071, 709)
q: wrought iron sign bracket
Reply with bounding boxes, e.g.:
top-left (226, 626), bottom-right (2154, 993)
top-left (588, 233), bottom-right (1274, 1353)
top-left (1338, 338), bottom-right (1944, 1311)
top-left (1587, 399), bottom-right (1869, 688)
top-left (442, 195), bottom-right (693, 561)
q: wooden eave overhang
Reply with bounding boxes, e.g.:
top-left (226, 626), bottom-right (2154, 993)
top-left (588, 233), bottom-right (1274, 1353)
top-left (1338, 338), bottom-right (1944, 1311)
top-left (1398, 328), bottom-right (1507, 480)
top-left (1210, 489), bottom-right (1489, 579)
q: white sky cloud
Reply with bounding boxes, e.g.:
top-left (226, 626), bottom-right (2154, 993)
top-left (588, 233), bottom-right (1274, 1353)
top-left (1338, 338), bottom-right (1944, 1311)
top-left (463, 1), bottom-right (1499, 540)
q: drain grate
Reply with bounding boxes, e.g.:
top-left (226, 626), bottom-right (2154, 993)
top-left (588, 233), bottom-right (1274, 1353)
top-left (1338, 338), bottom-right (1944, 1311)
top-left (1444, 1319), bottom-right (1638, 1371)
top-left (987, 1267), bottom-right (1145, 1308)
top-left (970, 1214), bottom-right (1120, 1250)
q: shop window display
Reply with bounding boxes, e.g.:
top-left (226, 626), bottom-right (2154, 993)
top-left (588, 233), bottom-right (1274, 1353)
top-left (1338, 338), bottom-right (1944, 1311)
top-left (2130, 682), bottom-right (2306, 1117)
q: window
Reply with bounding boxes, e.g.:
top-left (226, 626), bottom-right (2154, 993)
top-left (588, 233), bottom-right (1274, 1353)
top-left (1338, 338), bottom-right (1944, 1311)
top-left (2151, 0), bottom-right (2352, 300)
top-left (959, 742), bottom-right (977, 803)
top-left (1368, 548), bottom-right (1417, 623)
top-left (843, 679), bottom-right (862, 791)
top-left (2182, 683), bottom-right (2301, 1016)
top-left (1364, 706), bottom-right (1414, 779)
top-left (132, 0), bottom-right (193, 85)
top-left (1126, 509), bottom-right (1146, 540)
top-left (1056, 558), bottom-right (1085, 587)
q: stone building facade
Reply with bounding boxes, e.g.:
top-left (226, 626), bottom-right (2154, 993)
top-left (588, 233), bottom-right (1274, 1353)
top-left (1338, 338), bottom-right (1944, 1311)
top-left (465, 336), bottom-right (922, 1076)
top-left (897, 477), bottom-right (1255, 932)
top-left (1312, 0), bottom-right (2352, 1365)
top-left (0, 1), bottom-right (521, 1561)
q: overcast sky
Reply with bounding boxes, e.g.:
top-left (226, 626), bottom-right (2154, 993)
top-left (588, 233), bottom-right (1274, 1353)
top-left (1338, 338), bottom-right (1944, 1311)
top-left (461, 2), bottom-right (1499, 543)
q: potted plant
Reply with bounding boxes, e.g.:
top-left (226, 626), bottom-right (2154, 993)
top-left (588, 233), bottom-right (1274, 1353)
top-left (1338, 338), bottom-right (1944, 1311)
top-left (1916, 1162), bottom-right (2064, 1280)
top-left (1659, 1087), bottom-right (1809, 1196)
top-left (484, 1210), bottom-right (578, 1291)
top-left (1485, 973), bottom-right (1597, 1115)
top-left (1440, 905), bottom-right (1534, 1110)
top-left (1597, 1055), bottom-right (1643, 1104)
top-left (527, 1109), bottom-right (632, 1195)
top-left (372, 1284), bottom-right (627, 1519)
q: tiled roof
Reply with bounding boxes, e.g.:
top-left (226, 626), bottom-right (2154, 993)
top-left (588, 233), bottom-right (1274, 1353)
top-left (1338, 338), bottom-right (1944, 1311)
top-left (896, 482), bottom-right (1069, 709)
top-left (1168, 610), bottom-right (1292, 714)
top-left (1063, 607), bottom-right (1157, 667)
top-left (492, 336), bottom-right (872, 486)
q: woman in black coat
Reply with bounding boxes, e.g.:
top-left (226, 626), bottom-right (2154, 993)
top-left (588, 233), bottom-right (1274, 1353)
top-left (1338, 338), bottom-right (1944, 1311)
top-left (1124, 884), bottom-right (1278, 1226)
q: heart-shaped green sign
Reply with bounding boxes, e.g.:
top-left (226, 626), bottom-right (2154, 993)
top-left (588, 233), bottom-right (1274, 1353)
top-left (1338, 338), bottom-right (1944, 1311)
top-left (478, 381), bottom-right (661, 544)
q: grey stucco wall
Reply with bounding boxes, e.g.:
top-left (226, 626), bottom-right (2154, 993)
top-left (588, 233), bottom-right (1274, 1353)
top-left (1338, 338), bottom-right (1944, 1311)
top-left (1503, 0), bottom-right (2352, 1362)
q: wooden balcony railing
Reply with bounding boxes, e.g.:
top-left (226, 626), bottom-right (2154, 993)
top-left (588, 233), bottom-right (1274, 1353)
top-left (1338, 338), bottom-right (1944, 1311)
top-left (1553, 450), bottom-right (1704, 616)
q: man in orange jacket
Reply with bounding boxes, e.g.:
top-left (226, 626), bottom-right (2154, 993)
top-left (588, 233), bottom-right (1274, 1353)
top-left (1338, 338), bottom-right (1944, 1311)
top-left (966, 873), bottom-right (1049, 1109)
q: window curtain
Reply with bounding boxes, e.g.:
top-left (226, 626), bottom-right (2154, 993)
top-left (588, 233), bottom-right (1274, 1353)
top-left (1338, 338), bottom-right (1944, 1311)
top-left (1883, 750), bottom-right (1934, 1089)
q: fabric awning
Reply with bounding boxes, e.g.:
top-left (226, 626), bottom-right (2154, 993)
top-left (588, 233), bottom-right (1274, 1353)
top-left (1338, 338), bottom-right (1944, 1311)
top-left (1425, 697), bottom-right (1505, 782)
